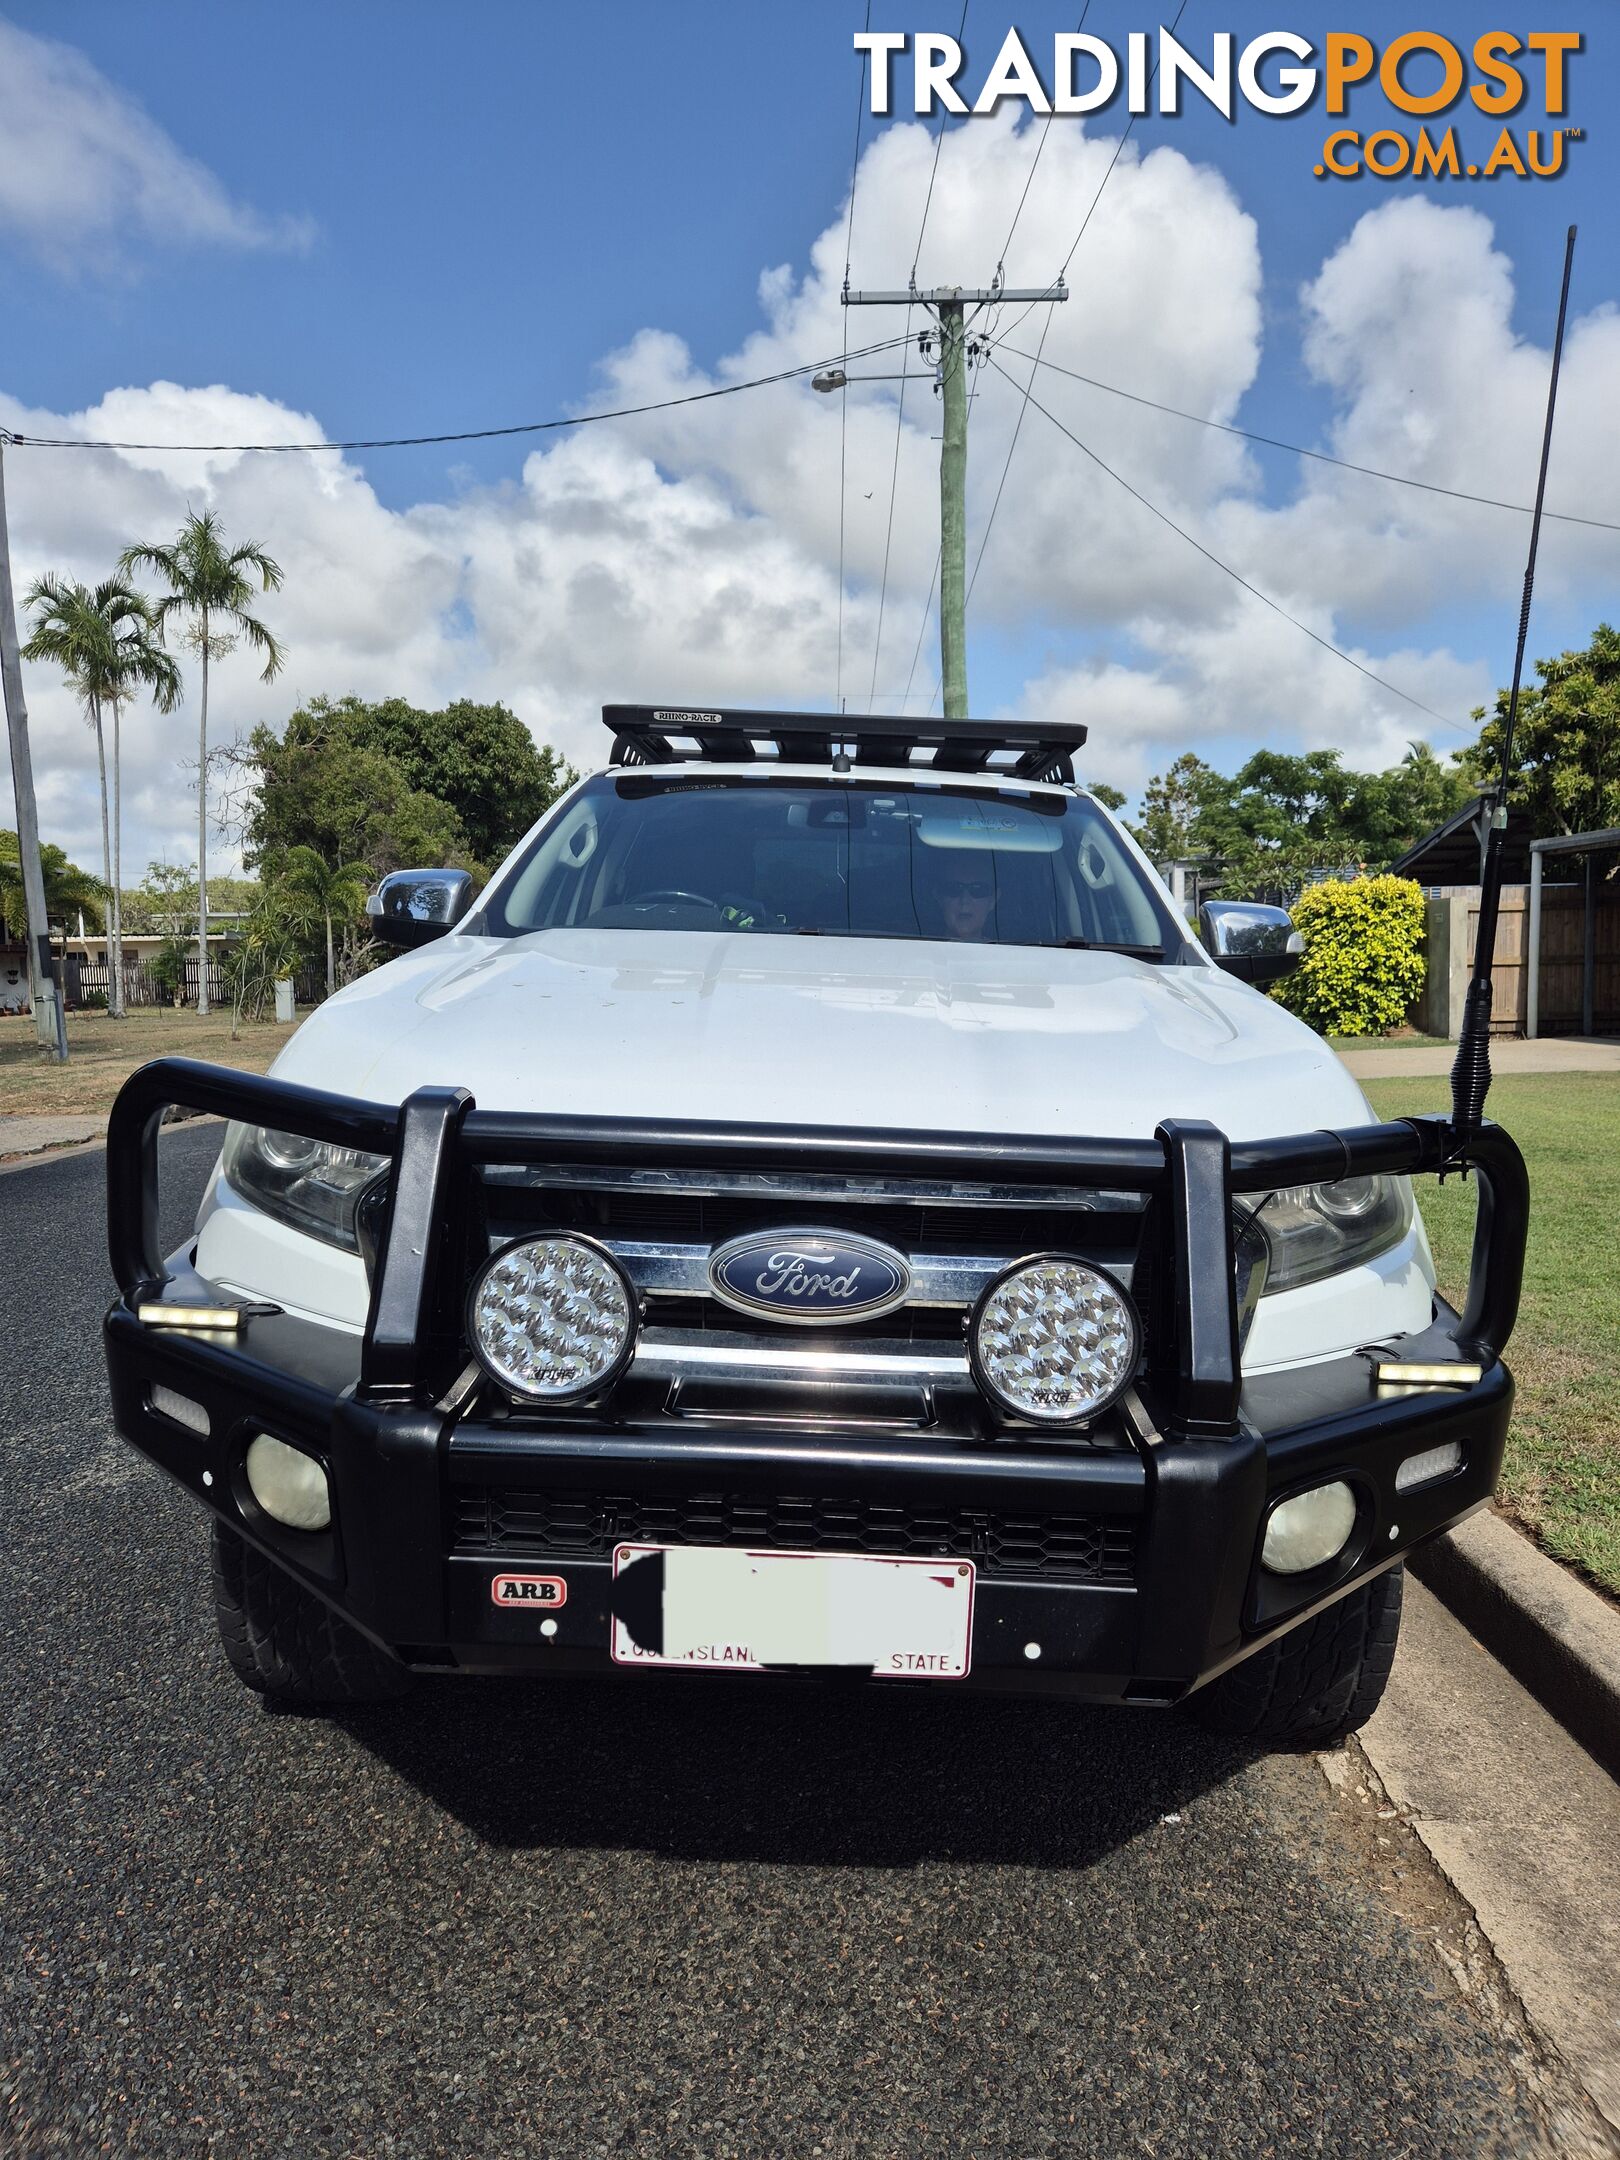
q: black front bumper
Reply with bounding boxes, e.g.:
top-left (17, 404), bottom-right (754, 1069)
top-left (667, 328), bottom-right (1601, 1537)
top-left (103, 1058), bottom-right (1528, 1702)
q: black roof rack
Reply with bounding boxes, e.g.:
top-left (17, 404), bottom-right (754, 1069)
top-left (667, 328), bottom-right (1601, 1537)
top-left (603, 705), bottom-right (1086, 783)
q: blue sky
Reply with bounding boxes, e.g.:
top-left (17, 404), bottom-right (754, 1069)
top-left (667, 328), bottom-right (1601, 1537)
top-left (1, 3), bottom-right (1616, 872)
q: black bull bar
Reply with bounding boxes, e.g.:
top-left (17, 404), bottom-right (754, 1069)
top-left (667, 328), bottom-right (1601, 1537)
top-left (103, 1056), bottom-right (1529, 1695)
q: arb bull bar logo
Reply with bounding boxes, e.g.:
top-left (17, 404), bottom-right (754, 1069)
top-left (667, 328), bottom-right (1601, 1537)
top-left (491, 1573), bottom-right (568, 1609)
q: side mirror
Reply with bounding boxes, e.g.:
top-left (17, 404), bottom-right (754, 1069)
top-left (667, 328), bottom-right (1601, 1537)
top-left (1198, 899), bottom-right (1304, 985)
top-left (366, 868), bottom-right (476, 950)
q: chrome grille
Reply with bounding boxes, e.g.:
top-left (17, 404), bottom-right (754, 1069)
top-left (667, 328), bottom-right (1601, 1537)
top-left (472, 1162), bottom-right (1148, 1418)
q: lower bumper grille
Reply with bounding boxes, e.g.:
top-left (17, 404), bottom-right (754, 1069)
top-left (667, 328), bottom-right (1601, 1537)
top-left (452, 1487), bottom-right (1137, 1584)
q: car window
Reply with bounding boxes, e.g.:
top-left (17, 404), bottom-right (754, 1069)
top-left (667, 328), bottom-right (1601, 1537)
top-left (474, 775), bottom-right (1181, 955)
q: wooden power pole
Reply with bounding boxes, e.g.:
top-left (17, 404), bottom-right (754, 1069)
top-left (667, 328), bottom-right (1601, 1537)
top-left (842, 281), bottom-right (1066, 718)
top-left (0, 438), bottom-right (67, 1060)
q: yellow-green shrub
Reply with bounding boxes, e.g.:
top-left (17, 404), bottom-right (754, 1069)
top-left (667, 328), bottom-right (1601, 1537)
top-left (1273, 876), bottom-right (1426, 1037)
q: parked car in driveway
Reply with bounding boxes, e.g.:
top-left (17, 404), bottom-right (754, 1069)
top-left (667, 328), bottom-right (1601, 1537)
top-left (104, 706), bottom-right (1527, 1746)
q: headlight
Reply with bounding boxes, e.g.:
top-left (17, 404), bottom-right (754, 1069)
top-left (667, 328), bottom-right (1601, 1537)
top-left (468, 1234), bottom-right (638, 1401)
top-left (1250, 1175), bottom-right (1414, 1296)
top-left (970, 1256), bottom-right (1140, 1425)
top-left (222, 1123), bottom-right (388, 1253)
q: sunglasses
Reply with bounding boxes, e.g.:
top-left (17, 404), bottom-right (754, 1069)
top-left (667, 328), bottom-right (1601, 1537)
top-left (943, 880), bottom-right (993, 901)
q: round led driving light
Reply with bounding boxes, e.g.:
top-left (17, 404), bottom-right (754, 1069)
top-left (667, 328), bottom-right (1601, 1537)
top-left (469, 1234), bottom-right (637, 1402)
top-left (1261, 1480), bottom-right (1358, 1576)
top-left (970, 1256), bottom-right (1140, 1425)
top-left (244, 1432), bottom-right (332, 1531)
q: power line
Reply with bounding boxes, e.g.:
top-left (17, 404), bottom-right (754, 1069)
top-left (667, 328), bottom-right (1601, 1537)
top-left (910, 0), bottom-right (966, 286)
top-left (1, 337), bottom-right (912, 455)
top-left (867, 311), bottom-right (916, 713)
top-left (902, 543), bottom-right (942, 707)
top-left (989, 342), bottom-right (1620, 535)
top-left (958, 0), bottom-right (1191, 667)
top-left (994, 0), bottom-right (1094, 280)
top-left (994, 0), bottom-right (1193, 352)
top-left (869, 0), bottom-right (969, 712)
top-left (836, 0), bottom-right (873, 713)
top-left (986, 349), bottom-right (1464, 732)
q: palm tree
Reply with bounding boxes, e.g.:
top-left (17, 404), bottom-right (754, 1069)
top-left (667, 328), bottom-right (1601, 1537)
top-left (277, 845), bottom-right (371, 997)
top-left (120, 511), bottom-right (284, 1015)
top-left (103, 608), bottom-right (182, 1015)
top-left (21, 576), bottom-right (180, 1016)
top-left (222, 887), bottom-right (306, 1033)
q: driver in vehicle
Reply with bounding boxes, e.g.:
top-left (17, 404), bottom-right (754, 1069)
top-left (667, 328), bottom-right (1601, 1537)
top-left (923, 852), bottom-right (997, 942)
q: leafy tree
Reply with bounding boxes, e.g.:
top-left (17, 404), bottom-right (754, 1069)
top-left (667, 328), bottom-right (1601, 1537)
top-left (1131, 753), bottom-right (1230, 863)
top-left (1222, 750), bottom-right (1361, 856)
top-left (147, 936), bottom-right (191, 1009)
top-left (120, 510), bottom-right (285, 1015)
top-left (221, 892), bottom-right (308, 1029)
top-left (275, 846), bottom-right (372, 997)
top-left (1328, 741), bottom-right (1472, 862)
top-left (1087, 782), bottom-right (1127, 811)
top-left (246, 726), bottom-right (471, 880)
top-left (1131, 739), bottom-right (1472, 895)
top-left (364, 697), bottom-right (577, 863)
top-left (1460, 622), bottom-right (1620, 839)
top-left (21, 576), bottom-right (180, 1016)
top-left (243, 694), bottom-right (575, 879)
top-left (122, 863), bottom-right (260, 936)
top-left (0, 831), bottom-right (108, 983)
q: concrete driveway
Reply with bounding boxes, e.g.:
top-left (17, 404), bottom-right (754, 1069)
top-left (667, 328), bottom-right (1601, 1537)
top-left (1338, 1039), bottom-right (1620, 1080)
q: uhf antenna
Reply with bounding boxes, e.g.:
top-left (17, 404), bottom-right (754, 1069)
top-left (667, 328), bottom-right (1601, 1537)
top-left (1450, 224), bottom-right (1577, 1137)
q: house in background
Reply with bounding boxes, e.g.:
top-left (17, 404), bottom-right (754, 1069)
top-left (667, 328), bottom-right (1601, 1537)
top-left (1393, 796), bottom-right (1619, 1041)
top-left (0, 905), bottom-right (252, 1015)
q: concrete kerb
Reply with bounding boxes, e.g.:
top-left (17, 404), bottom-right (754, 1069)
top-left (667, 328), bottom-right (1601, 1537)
top-left (1410, 1510), bottom-right (1620, 1782)
top-left (0, 1108), bottom-right (215, 1172)
top-left (0, 1113), bottom-right (107, 1164)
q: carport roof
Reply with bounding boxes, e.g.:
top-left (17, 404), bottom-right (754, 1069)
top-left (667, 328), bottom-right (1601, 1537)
top-left (1390, 794), bottom-right (1535, 887)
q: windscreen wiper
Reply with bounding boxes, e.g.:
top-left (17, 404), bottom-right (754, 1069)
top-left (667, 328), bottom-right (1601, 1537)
top-left (1060, 939), bottom-right (1167, 960)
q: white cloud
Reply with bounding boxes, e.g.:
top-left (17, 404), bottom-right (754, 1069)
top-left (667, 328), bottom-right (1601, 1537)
top-left (0, 20), bottom-right (312, 266)
top-left (2, 116), bottom-right (1616, 887)
top-left (1215, 198), bottom-right (1620, 629)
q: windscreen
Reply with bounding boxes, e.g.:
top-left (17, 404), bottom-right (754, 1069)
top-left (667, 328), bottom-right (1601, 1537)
top-left (474, 775), bottom-right (1181, 955)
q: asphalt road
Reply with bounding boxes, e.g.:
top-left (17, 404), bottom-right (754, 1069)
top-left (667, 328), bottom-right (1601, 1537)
top-left (0, 1130), bottom-right (1561, 2158)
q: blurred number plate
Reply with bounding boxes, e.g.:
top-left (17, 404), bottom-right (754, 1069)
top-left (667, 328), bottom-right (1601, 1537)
top-left (611, 1544), bottom-right (974, 1677)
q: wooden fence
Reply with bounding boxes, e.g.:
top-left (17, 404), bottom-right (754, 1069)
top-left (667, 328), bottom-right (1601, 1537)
top-left (72, 955), bottom-right (324, 1010)
top-left (1418, 879), bottom-right (1620, 1037)
top-left (1537, 878), bottom-right (1620, 1036)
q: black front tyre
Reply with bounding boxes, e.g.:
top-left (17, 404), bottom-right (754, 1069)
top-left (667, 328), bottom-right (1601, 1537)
top-left (1188, 1565), bottom-right (1403, 1749)
top-left (210, 1522), bottom-right (411, 1705)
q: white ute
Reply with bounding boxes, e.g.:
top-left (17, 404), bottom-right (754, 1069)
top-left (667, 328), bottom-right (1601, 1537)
top-left (104, 707), bottom-right (1520, 1740)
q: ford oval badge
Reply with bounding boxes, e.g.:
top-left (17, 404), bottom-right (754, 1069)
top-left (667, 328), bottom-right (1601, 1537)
top-left (708, 1228), bottom-right (911, 1326)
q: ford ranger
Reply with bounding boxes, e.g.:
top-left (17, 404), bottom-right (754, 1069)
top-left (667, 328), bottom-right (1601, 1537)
top-left (103, 706), bottom-right (1526, 1746)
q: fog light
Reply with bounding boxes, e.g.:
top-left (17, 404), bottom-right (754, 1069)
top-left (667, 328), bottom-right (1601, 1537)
top-left (970, 1257), bottom-right (1139, 1424)
top-left (468, 1234), bottom-right (637, 1401)
top-left (244, 1432), bottom-right (331, 1531)
top-left (1395, 1440), bottom-right (1464, 1493)
top-left (1262, 1481), bottom-right (1357, 1575)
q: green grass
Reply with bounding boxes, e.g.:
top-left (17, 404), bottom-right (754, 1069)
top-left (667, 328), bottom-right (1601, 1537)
top-left (1362, 1072), bottom-right (1620, 1601)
